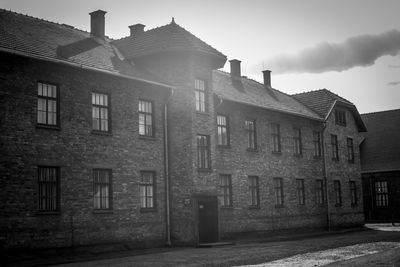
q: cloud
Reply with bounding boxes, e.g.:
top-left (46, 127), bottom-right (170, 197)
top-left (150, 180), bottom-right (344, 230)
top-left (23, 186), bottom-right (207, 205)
top-left (388, 65), bottom-right (400, 68)
top-left (256, 30), bottom-right (400, 74)
top-left (387, 81), bottom-right (400, 86)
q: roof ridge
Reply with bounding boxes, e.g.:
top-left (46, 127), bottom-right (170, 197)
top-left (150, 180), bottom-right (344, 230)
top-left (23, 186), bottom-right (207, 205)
top-left (361, 108), bottom-right (400, 116)
top-left (0, 8), bottom-right (114, 40)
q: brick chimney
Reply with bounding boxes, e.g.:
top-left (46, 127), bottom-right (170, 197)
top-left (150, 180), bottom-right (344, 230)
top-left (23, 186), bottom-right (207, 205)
top-left (262, 70), bottom-right (271, 87)
top-left (129, 24), bottom-right (145, 36)
top-left (230, 59), bottom-right (241, 79)
top-left (89, 10), bottom-right (106, 38)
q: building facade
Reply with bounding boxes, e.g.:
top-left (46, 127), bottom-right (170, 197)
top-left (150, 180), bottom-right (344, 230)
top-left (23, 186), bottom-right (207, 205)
top-left (0, 9), bottom-right (366, 248)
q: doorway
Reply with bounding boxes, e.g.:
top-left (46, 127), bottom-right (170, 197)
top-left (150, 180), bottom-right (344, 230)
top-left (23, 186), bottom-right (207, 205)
top-left (197, 196), bottom-right (218, 243)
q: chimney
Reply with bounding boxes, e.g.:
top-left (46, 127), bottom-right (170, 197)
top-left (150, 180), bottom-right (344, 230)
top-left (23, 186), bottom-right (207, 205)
top-left (89, 10), bottom-right (106, 38)
top-left (129, 24), bottom-right (145, 37)
top-left (229, 59), bottom-right (241, 78)
top-left (262, 70), bottom-right (271, 87)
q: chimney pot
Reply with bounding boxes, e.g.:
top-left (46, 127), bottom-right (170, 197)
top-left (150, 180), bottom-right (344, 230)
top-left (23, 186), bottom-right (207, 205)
top-left (263, 70), bottom-right (271, 87)
top-left (129, 24), bottom-right (145, 36)
top-left (229, 59), bottom-right (241, 78)
top-left (89, 10), bottom-right (106, 38)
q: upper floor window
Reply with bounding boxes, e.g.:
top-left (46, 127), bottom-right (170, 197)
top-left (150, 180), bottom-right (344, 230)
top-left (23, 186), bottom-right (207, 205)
top-left (248, 176), bottom-right (259, 207)
top-left (293, 128), bottom-right (302, 155)
top-left (347, 138), bottom-right (354, 163)
top-left (316, 179), bottom-right (324, 205)
top-left (313, 131), bottom-right (322, 157)
top-left (38, 166), bottom-right (60, 212)
top-left (92, 92), bottom-right (110, 132)
top-left (331, 134), bottom-right (339, 160)
top-left (271, 123), bottom-right (281, 153)
top-left (139, 100), bottom-right (154, 137)
top-left (195, 78), bottom-right (206, 112)
top-left (334, 180), bottom-right (342, 206)
top-left (335, 109), bottom-right (346, 126)
top-left (350, 181), bottom-right (357, 206)
top-left (274, 177), bottom-right (284, 206)
top-left (217, 115), bottom-right (229, 146)
top-left (140, 171), bottom-right (156, 209)
top-left (296, 179), bottom-right (305, 205)
top-left (219, 174), bottom-right (232, 207)
top-left (197, 135), bottom-right (211, 169)
top-left (37, 82), bottom-right (59, 127)
top-left (93, 169), bottom-right (112, 210)
top-left (375, 180), bottom-right (388, 207)
top-left (245, 120), bottom-right (257, 150)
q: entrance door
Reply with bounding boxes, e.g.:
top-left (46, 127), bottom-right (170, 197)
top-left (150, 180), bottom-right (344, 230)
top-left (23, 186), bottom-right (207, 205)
top-left (198, 197), bottom-right (218, 243)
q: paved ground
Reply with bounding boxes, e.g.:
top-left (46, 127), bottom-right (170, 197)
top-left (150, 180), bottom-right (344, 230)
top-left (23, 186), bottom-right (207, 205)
top-left (4, 225), bottom-right (400, 266)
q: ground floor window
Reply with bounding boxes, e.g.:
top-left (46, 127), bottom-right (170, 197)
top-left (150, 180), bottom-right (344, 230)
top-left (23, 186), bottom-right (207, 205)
top-left (248, 176), bottom-right (259, 207)
top-left (375, 180), bottom-right (388, 207)
top-left (38, 166), bottom-right (60, 211)
top-left (140, 171), bottom-right (156, 209)
top-left (93, 169), bottom-right (112, 210)
top-left (219, 174), bottom-right (232, 207)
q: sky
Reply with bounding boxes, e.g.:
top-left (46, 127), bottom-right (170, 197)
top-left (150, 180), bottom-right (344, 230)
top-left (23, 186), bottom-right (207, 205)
top-left (2, 0), bottom-right (400, 113)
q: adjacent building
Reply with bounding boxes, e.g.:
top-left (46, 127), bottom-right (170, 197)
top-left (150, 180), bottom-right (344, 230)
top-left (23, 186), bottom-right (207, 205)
top-left (0, 9), bottom-right (366, 248)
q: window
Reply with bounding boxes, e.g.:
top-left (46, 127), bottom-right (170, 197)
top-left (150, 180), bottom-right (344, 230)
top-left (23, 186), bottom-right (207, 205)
top-left (347, 138), bottom-right (354, 163)
top-left (334, 180), bottom-right (342, 206)
top-left (375, 181), bottom-right (388, 207)
top-left (92, 92), bottom-right (110, 132)
top-left (245, 120), bottom-right (257, 150)
top-left (140, 171), bottom-right (156, 209)
top-left (38, 166), bottom-right (60, 211)
top-left (274, 178), bottom-right (284, 206)
top-left (195, 78), bottom-right (206, 112)
top-left (37, 82), bottom-right (59, 126)
top-left (296, 179), bottom-right (305, 205)
top-left (93, 169), bottom-right (112, 210)
top-left (271, 123), bottom-right (281, 153)
top-left (219, 174), bottom-right (232, 207)
top-left (316, 179), bottom-right (324, 205)
top-left (350, 181), bottom-right (357, 206)
top-left (331, 134), bottom-right (339, 160)
top-left (313, 131), bottom-right (322, 157)
top-left (197, 135), bottom-right (210, 169)
top-left (138, 100), bottom-right (154, 137)
top-left (248, 176), bottom-right (259, 207)
top-left (293, 128), bottom-right (302, 155)
top-left (217, 115), bottom-right (229, 146)
top-left (335, 109), bottom-right (346, 126)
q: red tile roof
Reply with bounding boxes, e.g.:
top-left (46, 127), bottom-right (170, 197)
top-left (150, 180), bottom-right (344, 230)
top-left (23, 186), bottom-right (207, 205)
top-left (213, 71), bottom-right (322, 120)
top-left (112, 19), bottom-right (226, 68)
top-left (361, 109), bottom-right (400, 172)
top-left (0, 9), bottom-right (171, 87)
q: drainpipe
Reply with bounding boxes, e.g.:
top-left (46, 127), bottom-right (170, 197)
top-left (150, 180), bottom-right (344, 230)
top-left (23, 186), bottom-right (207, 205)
top-left (321, 122), bottom-right (331, 231)
top-left (164, 89), bottom-right (174, 246)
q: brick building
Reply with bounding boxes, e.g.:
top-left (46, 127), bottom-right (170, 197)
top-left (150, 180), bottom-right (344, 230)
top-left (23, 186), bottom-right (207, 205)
top-left (0, 9), bottom-right (366, 248)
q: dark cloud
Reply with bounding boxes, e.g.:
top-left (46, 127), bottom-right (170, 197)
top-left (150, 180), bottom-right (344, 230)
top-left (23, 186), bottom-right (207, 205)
top-left (387, 81), bottom-right (400, 86)
top-left (258, 30), bottom-right (400, 74)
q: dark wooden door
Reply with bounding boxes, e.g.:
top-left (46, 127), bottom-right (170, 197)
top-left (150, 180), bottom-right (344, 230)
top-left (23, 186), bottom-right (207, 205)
top-left (198, 198), bottom-right (218, 243)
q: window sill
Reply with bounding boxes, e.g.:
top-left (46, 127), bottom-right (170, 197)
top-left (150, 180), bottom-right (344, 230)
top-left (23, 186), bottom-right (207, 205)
top-left (293, 153), bottom-right (303, 158)
top-left (313, 156), bottom-right (322, 160)
top-left (348, 160), bottom-right (355, 164)
top-left (272, 151), bottom-right (282, 155)
top-left (91, 130), bottom-right (112, 136)
top-left (197, 168), bottom-right (212, 173)
top-left (217, 145), bottom-right (231, 149)
top-left (36, 211), bottom-right (61, 215)
top-left (139, 135), bottom-right (157, 141)
top-left (275, 204), bottom-right (285, 208)
top-left (220, 206), bottom-right (233, 210)
top-left (36, 124), bottom-right (60, 131)
top-left (334, 204), bottom-right (342, 207)
top-left (140, 208), bottom-right (158, 213)
top-left (93, 209), bottom-right (113, 214)
top-left (248, 205), bottom-right (260, 210)
top-left (332, 158), bottom-right (339, 162)
top-left (351, 203), bottom-right (358, 208)
top-left (196, 111), bottom-right (210, 116)
top-left (246, 148), bottom-right (258, 152)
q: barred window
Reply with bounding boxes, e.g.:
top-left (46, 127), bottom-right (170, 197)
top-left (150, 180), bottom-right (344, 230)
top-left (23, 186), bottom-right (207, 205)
top-left (313, 131), bottom-right (322, 157)
top-left (197, 135), bottom-right (210, 169)
top-left (139, 100), bottom-right (154, 137)
top-left (140, 171), bottom-right (155, 209)
top-left (93, 169), bottom-right (112, 210)
top-left (195, 79), bottom-right (206, 112)
top-left (334, 180), bottom-right (342, 206)
top-left (92, 92), bottom-right (110, 132)
top-left (248, 176), bottom-right (259, 207)
top-left (37, 82), bottom-right (58, 126)
top-left (316, 179), bottom-right (324, 205)
top-left (219, 174), bottom-right (232, 207)
top-left (375, 181), bottom-right (388, 207)
top-left (293, 128), bottom-right (302, 155)
top-left (38, 166), bottom-right (60, 211)
top-left (274, 178), bottom-right (284, 206)
top-left (271, 123), bottom-right (281, 153)
top-left (296, 179), bottom-right (305, 205)
top-left (350, 181), bottom-right (357, 206)
top-left (331, 134), bottom-right (339, 160)
top-left (335, 109), bottom-right (346, 126)
top-left (347, 138), bottom-right (354, 163)
top-left (217, 115), bottom-right (229, 146)
top-left (245, 120), bottom-right (256, 150)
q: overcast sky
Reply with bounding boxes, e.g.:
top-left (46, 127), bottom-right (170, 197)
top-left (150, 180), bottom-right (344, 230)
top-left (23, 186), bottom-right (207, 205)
top-left (2, 0), bottom-right (400, 113)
